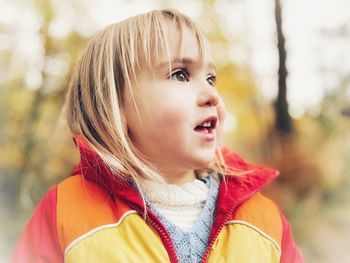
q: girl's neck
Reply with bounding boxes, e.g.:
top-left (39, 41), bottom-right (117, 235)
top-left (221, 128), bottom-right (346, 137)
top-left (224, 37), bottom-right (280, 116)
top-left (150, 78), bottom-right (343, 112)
top-left (159, 169), bottom-right (196, 185)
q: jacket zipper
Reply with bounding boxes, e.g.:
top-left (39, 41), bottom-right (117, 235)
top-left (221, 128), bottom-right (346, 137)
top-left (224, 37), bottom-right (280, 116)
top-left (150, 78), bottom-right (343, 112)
top-left (201, 188), bottom-right (260, 263)
top-left (120, 199), bottom-right (179, 263)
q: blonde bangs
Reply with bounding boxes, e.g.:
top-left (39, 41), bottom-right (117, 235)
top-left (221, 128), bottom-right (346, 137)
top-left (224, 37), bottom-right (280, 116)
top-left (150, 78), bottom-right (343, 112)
top-left (119, 9), bottom-right (209, 82)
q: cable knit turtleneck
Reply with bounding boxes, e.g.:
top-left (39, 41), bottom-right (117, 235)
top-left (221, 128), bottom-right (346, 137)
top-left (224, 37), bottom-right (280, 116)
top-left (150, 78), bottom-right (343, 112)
top-left (138, 176), bottom-right (210, 231)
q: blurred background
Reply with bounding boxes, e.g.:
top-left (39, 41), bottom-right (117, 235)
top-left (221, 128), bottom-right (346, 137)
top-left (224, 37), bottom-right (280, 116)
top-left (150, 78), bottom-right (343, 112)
top-left (1, 0), bottom-right (350, 261)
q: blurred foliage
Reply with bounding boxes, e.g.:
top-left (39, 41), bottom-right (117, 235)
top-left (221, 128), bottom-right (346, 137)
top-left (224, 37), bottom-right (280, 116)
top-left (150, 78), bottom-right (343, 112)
top-left (1, 0), bottom-right (350, 262)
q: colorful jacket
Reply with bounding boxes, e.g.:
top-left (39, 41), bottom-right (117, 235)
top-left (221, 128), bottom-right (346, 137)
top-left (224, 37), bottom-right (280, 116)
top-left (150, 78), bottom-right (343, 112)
top-left (11, 136), bottom-right (304, 262)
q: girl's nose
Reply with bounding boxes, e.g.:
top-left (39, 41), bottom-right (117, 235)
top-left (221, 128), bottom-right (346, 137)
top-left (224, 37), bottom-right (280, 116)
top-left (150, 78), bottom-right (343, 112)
top-left (198, 84), bottom-right (219, 107)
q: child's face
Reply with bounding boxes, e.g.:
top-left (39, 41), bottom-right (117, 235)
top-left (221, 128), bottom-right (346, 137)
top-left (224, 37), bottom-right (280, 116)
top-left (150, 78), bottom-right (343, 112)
top-left (124, 26), bottom-right (224, 181)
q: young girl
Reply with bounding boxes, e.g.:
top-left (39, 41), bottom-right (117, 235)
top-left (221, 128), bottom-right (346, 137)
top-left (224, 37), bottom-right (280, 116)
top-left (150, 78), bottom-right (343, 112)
top-left (11, 9), bottom-right (303, 263)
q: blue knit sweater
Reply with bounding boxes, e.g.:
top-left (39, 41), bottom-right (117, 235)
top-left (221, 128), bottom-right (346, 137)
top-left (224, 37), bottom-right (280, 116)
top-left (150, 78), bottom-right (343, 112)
top-left (146, 174), bottom-right (219, 263)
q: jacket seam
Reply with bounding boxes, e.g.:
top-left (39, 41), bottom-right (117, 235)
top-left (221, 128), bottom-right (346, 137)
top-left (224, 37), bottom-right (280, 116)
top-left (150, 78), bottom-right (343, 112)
top-left (225, 219), bottom-right (281, 253)
top-left (63, 210), bottom-right (138, 260)
top-left (53, 185), bottom-right (64, 256)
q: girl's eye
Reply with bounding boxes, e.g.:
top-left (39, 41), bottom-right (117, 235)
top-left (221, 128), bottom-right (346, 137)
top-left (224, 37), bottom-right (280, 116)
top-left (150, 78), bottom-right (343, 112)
top-left (171, 69), bottom-right (189, 82)
top-left (207, 75), bottom-right (216, 86)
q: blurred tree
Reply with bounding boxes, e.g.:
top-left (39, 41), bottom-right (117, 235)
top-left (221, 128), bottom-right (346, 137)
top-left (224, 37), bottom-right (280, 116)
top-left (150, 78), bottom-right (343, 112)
top-left (273, 0), bottom-right (293, 134)
top-left (0, 0), bottom-right (87, 259)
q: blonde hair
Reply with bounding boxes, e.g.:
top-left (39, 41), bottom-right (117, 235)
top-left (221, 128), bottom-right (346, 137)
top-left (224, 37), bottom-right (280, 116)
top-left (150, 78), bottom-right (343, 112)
top-left (65, 9), bottom-right (237, 196)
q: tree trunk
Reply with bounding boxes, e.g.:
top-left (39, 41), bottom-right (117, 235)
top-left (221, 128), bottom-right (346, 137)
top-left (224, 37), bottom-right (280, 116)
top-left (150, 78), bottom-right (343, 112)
top-left (274, 0), bottom-right (293, 134)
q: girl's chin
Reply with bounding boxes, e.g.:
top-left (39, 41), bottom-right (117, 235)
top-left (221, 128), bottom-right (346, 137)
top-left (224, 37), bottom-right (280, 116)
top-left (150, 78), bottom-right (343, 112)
top-left (194, 155), bottom-right (216, 169)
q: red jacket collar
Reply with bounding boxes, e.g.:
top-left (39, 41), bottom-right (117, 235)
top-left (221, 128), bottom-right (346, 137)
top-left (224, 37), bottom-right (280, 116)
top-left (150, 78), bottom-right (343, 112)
top-left (71, 135), bottom-right (279, 217)
top-left (209, 147), bottom-right (279, 244)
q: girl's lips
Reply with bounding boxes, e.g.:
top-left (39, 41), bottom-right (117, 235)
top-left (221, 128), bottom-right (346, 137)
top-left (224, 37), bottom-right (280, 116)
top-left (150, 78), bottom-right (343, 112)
top-left (193, 115), bottom-right (218, 142)
top-left (194, 116), bottom-right (218, 130)
top-left (195, 128), bottom-right (216, 141)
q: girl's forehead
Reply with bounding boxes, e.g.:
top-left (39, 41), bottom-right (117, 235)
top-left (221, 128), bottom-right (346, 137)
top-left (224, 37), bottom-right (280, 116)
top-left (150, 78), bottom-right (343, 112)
top-left (150, 25), bottom-right (213, 70)
top-left (124, 12), bottom-right (213, 78)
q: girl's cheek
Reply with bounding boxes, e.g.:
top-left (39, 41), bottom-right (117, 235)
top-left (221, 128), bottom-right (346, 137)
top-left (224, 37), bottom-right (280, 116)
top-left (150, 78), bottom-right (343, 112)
top-left (158, 111), bottom-right (184, 129)
top-left (216, 97), bottom-right (226, 143)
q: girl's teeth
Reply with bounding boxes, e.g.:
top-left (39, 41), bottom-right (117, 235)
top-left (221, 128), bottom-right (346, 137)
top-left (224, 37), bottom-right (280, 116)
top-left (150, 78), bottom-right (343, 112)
top-left (203, 122), bottom-right (210, 127)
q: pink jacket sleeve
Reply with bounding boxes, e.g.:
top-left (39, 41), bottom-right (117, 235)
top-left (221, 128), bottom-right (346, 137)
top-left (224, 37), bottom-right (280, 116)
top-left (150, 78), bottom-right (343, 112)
top-left (11, 186), bottom-right (63, 263)
top-left (279, 209), bottom-right (304, 263)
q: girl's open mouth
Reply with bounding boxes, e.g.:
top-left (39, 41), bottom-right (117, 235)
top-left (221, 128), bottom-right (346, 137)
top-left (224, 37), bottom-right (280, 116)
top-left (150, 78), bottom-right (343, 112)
top-left (194, 116), bottom-right (217, 140)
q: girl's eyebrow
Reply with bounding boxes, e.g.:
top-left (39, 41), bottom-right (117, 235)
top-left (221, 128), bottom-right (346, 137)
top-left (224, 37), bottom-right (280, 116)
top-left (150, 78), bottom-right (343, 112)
top-left (156, 57), bottom-right (216, 72)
